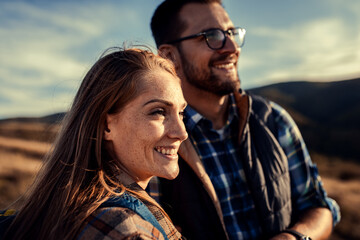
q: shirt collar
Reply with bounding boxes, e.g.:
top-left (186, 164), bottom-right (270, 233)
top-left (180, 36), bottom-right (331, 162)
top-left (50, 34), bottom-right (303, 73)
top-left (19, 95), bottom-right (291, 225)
top-left (184, 93), bottom-right (239, 132)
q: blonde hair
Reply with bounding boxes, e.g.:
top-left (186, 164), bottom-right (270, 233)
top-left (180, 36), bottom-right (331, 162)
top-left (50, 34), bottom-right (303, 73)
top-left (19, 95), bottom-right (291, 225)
top-left (5, 47), bottom-right (177, 240)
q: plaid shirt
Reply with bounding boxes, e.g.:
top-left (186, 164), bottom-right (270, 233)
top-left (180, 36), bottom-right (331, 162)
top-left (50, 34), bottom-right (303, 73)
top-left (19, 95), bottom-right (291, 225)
top-left (149, 94), bottom-right (340, 240)
top-left (78, 184), bottom-right (182, 240)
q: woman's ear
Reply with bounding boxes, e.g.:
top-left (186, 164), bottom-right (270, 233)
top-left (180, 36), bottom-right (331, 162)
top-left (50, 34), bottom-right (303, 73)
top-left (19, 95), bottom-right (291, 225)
top-left (103, 114), bottom-right (112, 141)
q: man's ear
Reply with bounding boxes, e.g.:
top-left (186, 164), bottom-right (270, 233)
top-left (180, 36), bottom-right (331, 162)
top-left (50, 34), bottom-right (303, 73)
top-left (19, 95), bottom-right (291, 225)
top-left (158, 44), bottom-right (179, 67)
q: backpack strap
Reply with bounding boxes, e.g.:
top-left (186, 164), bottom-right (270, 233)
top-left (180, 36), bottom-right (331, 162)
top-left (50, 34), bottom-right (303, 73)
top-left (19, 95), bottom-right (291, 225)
top-left (101, 193), bottom-right (169, 240)
top-left (0, 209), bottom-right (16, 239)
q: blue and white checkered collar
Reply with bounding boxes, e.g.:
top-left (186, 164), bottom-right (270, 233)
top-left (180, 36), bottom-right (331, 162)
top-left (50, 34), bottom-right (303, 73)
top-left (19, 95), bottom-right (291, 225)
top-left (184, 93), bottom-right (239, 132)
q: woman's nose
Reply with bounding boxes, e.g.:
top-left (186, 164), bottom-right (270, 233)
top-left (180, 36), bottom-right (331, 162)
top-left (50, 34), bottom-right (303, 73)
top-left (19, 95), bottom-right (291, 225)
top-left (168, 115), bottom-right (188, 141)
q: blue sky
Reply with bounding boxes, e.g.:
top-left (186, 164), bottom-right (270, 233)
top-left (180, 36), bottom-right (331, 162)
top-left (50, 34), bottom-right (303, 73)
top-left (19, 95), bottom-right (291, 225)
top-left (1, 0), bottom-right (359, 119)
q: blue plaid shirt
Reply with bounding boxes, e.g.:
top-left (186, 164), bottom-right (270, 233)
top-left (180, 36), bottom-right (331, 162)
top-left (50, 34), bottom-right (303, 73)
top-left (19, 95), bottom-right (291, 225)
top-left (149, 94), bottom-right (340, 240)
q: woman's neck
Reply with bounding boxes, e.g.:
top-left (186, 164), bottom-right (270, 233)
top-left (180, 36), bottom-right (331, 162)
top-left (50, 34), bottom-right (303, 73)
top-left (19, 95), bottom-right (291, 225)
top-left (117, 171), bottom-right (149, 190)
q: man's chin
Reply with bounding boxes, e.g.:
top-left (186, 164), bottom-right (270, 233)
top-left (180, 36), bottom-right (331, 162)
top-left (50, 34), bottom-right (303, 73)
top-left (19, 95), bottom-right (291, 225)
top-left (213, 84), bottom-right (239, 96)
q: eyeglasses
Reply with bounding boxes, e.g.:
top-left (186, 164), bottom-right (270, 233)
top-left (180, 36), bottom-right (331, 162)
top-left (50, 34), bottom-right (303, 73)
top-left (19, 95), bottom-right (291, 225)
top-left (167, 27), bottom-right (246, 50)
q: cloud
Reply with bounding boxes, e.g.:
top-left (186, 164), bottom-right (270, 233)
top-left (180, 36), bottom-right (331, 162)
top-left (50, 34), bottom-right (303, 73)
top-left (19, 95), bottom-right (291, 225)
top-left (1, 0), bottom-right (359, 117)
top-left (0, 2), bottom-right (106, 83)
top-left (0, 1), bottom-right (150, 118)
top-left (0, 86), bottom-right (75, 118)
top-left (242, 16), bottom-right (360, 86)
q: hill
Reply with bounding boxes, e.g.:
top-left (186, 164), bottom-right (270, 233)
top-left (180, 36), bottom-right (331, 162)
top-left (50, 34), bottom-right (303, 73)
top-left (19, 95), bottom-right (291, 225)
top-left (0, 113), bottom-right (65, 143)
top-left (248, 78), bottom-right (360, 161)
top-left (1, 78), bottom-right (359, 159)
top-left (0, 79), bottom-right (360, 239)
top-left (0, 112), bottom-right (65, 125)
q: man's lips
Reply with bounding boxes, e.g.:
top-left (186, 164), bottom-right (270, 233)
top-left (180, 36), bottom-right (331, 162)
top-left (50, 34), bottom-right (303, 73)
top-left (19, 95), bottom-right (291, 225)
top-left (210, 54), bottom-right (238, 70)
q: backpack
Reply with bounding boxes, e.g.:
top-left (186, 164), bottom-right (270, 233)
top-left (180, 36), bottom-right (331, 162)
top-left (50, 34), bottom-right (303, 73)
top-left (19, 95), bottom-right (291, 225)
top-left (0, 209), bottom-right (16, 239)
top-left (77, 193), bottom-right (169, 240)
top-left (1, 193), bottom-right (169, 240)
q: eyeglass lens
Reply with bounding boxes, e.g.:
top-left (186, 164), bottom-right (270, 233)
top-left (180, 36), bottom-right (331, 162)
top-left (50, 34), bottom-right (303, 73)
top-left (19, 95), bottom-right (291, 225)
top-left (206, 29), bottom-right (245, 50)
top-left (206, 30), bottom-right (224, 49)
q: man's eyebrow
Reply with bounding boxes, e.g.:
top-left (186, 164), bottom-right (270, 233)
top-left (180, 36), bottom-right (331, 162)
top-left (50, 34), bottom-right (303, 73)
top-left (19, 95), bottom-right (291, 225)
top-left (202, 26), bottom-right (235, 32)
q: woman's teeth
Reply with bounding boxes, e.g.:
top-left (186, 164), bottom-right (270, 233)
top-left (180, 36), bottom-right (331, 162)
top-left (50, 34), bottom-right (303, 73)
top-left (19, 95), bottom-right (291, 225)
top-left (155, 147), bottom-right (176, 155)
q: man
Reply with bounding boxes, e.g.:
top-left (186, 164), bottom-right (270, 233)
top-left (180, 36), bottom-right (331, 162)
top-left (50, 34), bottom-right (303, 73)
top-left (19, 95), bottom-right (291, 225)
top-left (148, 0), bottom-right (340, 239)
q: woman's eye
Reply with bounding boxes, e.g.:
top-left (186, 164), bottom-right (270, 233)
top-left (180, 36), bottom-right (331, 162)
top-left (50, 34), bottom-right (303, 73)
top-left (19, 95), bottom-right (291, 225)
top-left (179, 111), bottom-right (185, 120)
top-left (151, 108), bottom-right (166, 116)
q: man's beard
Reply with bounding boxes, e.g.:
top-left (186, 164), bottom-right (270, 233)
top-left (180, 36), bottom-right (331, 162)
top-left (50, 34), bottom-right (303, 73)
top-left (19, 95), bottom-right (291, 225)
top-left (180, 53), bottom-right (241, 96)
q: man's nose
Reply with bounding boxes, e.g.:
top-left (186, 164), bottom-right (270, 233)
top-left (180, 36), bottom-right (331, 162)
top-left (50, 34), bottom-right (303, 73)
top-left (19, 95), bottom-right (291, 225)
top-left (218, 34), bottom-right (240, 54)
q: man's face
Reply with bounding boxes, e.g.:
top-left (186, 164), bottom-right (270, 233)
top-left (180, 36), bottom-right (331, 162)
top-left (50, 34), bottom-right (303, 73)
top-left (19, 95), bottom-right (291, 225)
top-left (177, 2), bottom-right (241, 96)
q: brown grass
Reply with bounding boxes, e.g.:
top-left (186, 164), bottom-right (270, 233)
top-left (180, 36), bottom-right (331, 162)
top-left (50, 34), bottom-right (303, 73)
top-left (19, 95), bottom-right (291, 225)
top-left (312, 153), bottom-right (360, 240)
top-left (0, 121), bottom-right (59, 142)
top-left (0, 121), bottom-right (359, 240)
top-left (0, 149), bottom-right (43, 209)
top-left (322, 178), bottom-right (360, 239)
top-left (0, 136), bottom-right (51, 158)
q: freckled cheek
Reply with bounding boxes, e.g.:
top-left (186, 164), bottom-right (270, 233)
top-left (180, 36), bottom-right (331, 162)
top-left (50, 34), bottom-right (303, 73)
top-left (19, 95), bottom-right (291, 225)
top-left (144, 123), bottom-right (166, 139)
top-left (130, 128), bottom-right (162, 157)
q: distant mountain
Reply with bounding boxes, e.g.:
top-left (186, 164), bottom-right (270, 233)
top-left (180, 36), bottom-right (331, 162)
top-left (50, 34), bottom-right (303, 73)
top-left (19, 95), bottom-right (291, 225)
top-left (0, 112), bottom-right (66, 143)
top-left (0, 112), bottom-right (66, 124)
top-left (248, 78), bottom-right (360, 160)
top-left (1, 78), bottom-right (359, 160)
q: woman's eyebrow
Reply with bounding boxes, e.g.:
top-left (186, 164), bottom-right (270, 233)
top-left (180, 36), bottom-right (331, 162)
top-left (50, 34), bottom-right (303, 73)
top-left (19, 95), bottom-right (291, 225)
top-left (143, 99), bottom-right (172, 107)
top-left (144, 99), bottom-right (187, 109)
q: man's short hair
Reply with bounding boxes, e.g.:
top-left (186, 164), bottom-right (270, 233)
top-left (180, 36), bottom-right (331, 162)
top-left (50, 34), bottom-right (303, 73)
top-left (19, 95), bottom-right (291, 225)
top-left (151, 0), bottom-right (222, 48)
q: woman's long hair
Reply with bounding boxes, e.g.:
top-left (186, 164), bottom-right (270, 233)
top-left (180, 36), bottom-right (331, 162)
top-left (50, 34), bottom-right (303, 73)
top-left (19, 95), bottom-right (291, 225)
top-left (4, 47), bottom-right (177, 240)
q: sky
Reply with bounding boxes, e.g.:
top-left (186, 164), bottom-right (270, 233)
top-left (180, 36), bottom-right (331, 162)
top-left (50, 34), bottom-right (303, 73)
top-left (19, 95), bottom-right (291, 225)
top-left (0, 0), bottom-right (359, 119)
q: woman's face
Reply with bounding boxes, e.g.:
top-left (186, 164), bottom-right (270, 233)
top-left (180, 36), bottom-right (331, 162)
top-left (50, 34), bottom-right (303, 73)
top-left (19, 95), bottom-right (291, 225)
top-left (105, 68), bottom-right (188, 189)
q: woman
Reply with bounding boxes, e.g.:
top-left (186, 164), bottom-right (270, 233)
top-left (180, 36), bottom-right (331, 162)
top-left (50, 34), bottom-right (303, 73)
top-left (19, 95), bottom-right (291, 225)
top-left (3, 47), bottom-right (187, 240)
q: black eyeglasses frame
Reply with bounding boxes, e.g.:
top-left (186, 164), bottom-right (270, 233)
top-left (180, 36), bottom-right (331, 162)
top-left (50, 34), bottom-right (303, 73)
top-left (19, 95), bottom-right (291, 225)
top-left (166, 27), bottom-right (246, 50)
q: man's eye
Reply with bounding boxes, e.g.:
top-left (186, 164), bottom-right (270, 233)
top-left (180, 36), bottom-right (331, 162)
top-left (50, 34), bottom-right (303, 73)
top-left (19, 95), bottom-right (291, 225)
top-left (230, 29), bottom-right (238, 36)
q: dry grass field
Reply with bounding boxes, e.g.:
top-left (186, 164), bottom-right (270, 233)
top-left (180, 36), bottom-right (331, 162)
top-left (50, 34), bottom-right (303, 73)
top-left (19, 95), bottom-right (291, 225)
top-left (0, 121), bottom-right (359, 239)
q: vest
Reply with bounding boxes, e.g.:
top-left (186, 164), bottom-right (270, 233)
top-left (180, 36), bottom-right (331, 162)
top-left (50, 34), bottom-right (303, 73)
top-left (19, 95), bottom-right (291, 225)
top-left (239, 93), bottom-right (292, 238)
top-left (158, 93), bottom-right (292, 239)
